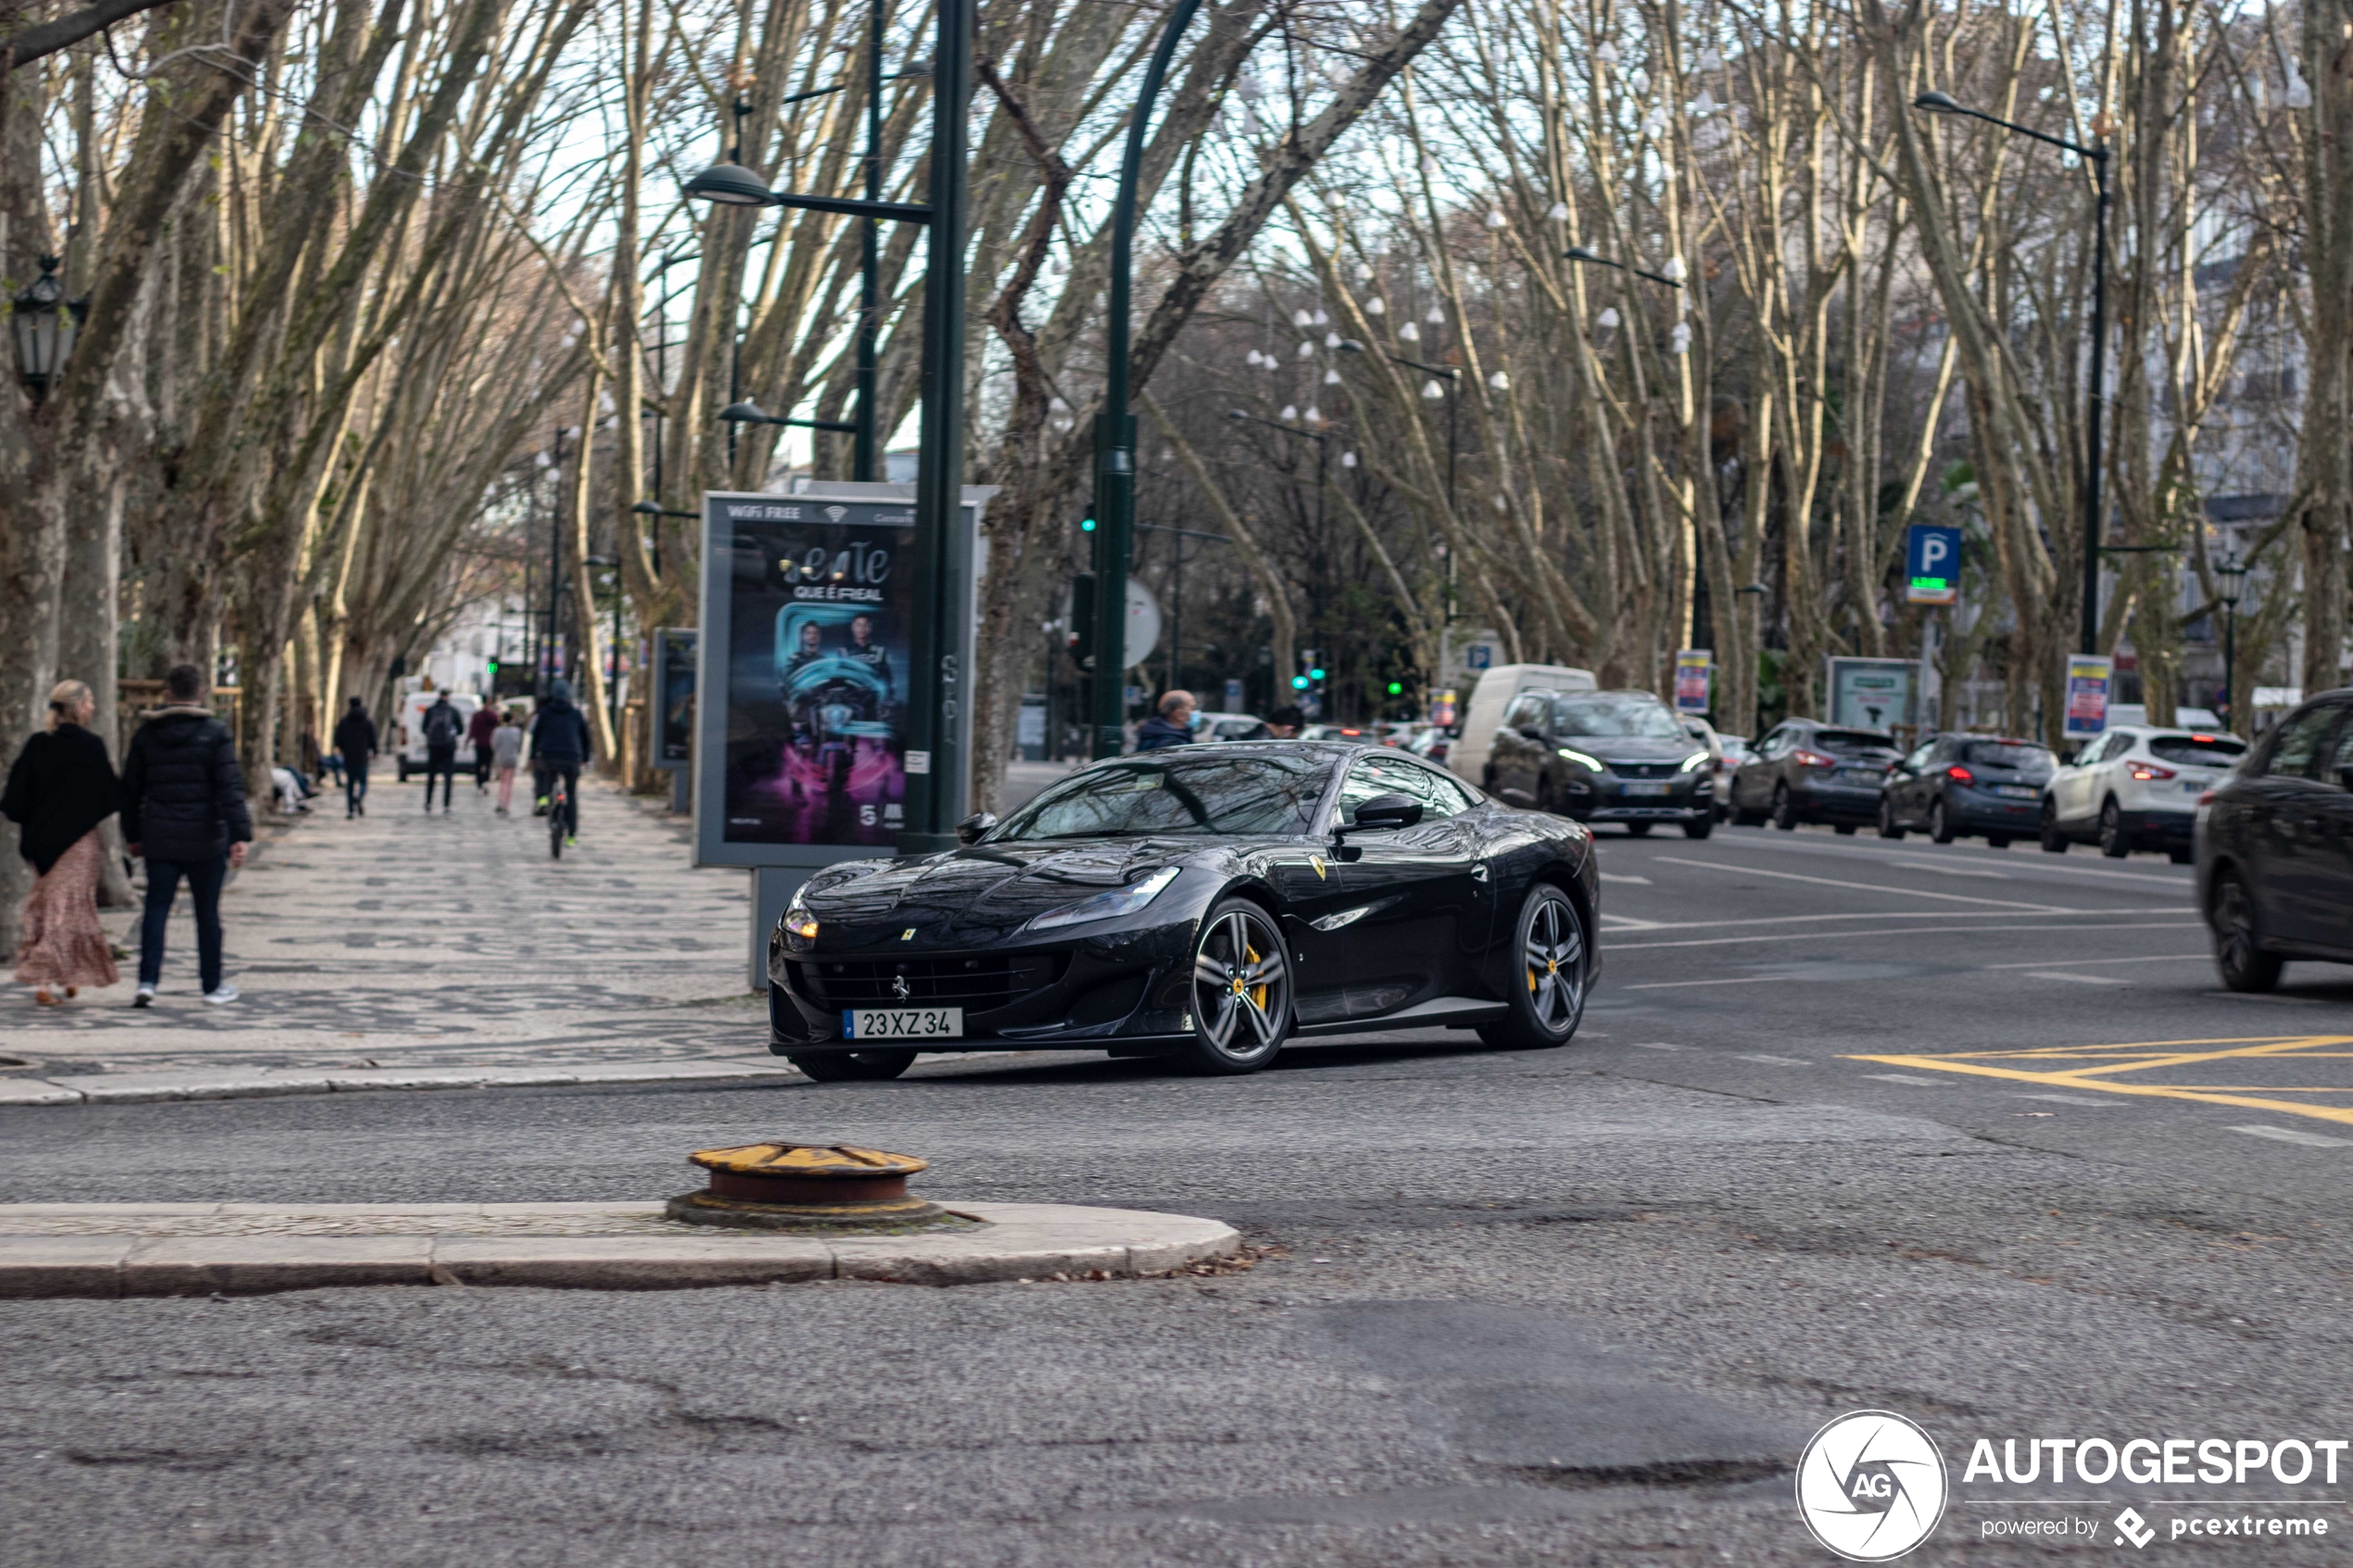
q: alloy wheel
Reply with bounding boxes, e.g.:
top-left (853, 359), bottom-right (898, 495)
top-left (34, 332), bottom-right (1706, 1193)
top-left (2211, 873), bottom-right (2282, 993)
top-left (1189, 904), bottom-right (1290, 1070)
top-left (1521, 893), bottom-right (1585, 1034)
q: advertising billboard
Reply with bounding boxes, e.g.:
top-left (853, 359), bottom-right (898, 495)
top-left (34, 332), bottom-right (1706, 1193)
top-left (1826, 657), bottom-right (1917, 731)
top-left (1672, 650), bottom-right (1714, 713)
top-left (694, 487), bottom-right (983, 870)
top-left (2063, 653), bottom-right (2114, 738)
top-left (650, 628), bottom-right (696, 769)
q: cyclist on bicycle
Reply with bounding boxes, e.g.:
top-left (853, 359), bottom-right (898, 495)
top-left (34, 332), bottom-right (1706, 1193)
top-left (528, 680), bottom-right (592, 844)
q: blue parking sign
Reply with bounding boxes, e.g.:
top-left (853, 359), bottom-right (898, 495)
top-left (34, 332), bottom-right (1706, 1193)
top-left (1906, 525), bottom-right (1961, 605)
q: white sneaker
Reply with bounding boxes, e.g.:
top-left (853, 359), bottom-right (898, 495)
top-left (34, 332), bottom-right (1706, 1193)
top-left (132, 985), bottom-right (156, 1008)
top-left (203, 983), bottom-right (239, 1006)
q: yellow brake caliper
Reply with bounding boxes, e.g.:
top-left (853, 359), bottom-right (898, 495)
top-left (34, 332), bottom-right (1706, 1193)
top-left (1239, 942), bottom-right (1267, 1010)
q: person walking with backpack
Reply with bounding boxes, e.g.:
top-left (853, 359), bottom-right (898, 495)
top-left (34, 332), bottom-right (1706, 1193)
top-left (121, 664), bottom-right (252, 1007)
top-left (420, 691), bottom-right (463, 813)
top-left (332, 696), bottom-right (376, 817)
top-left (467, 700), bottom-right (499, 793)
top-left (528, 680), bottom-right (592, 844)
top-left (3, 680), bottom-right (122, 1006)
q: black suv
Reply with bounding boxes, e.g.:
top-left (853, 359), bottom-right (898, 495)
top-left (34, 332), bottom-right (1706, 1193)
top-left (1484, 689), bottom-right (1715, 837)
top-left (1727, 718), bottom-right (1900, 832)
top-left (2196, 689), bottom-right (2353, 991)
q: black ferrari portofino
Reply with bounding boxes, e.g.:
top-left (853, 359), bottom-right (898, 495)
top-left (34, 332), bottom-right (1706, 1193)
top-left (766, 743), bottom-right (1600, 1078)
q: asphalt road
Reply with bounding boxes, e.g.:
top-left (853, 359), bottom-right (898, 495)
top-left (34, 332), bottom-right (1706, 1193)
top-left (5, 820), bottom-right (2350, 1567)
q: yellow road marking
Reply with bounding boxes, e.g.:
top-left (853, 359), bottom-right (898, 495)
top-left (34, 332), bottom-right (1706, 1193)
top-left (1845, 1035), bottom-right (2353, 1131)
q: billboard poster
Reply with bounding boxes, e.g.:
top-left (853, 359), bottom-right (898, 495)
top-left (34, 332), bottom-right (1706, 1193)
top-left (2063, 653), bottom-right (2114, 738)
top-left (1672, 650), bottom-right (1714, 712)
top-left (712, 495), bottom-right (912, 853)
top-left (651, 628), bottom-right (696, 769)
top-left (1826, 657), bottom-right (1917, 731)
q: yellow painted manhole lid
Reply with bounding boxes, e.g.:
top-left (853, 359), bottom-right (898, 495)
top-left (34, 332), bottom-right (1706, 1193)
top-left (687, 1143), bottom-right (927, 1179)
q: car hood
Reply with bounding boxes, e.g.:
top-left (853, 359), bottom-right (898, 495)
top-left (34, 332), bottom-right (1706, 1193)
top-left (802, 837), bottom-right (1219, 947)
top-left (1561, 735), bottom-right (1701, 764)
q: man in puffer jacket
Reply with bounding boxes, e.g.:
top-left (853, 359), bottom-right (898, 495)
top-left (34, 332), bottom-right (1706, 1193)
top-left (120, 664), bottom-right (252, 1007)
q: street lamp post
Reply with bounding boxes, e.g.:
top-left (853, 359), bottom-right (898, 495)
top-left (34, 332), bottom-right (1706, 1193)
top-left (1088, 0), bottom-right (1205, 759)
top-left (542, 425), bottom-right (569, 699)
top-left (1913, 89), bottom-right (2110, 657)
top-left (2217, 558), bottom-right (2247, 734)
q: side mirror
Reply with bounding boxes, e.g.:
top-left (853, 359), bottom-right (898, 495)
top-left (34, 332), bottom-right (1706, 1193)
top-left (954, 810), bottom-right (997, 846)
top-left (1350, 793), bottom-right (1425, 832)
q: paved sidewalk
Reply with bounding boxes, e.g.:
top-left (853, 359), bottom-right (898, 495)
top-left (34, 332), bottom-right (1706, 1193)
top-left (3, 771), bottom-right (774, 1100)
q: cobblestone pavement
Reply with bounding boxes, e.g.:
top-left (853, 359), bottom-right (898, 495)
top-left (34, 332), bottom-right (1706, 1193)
top-left (3, 771), bottom-right (762, 1079)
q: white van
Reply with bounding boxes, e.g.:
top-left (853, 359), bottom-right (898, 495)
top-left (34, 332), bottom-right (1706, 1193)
top-left (393, 689), bottom-right (483, 781)
top-left (1450, 664), bottom-right (1597, 791)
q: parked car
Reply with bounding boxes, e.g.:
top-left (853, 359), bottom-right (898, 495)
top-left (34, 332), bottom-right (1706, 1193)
top-left (1880, 735), bottom-right (2056, 847)
top-left (2196, 690), bottom-right (2353, 991)
top-left (1710, 734), bottom-right (1756, 821)
top-left (1299, 723), bottom-right (1378, 744)
top-left (2105, 704), bottom-right (2222, 731)
top-left (2043, 724), bottom-right (2248, 860)
top-left (1727, 719), bottom-right (1900, 832)
top-left (1407, 724), bottom-right (1452, 766)
top-left (1484, 689), bottom-right (1715, 837)
top-left (1448, 663), bottom-right (1598, 790)
top-left (1193, 711), bottom-right (1268, 742)
top-left (766, 743), bottom-right (1599, 1076)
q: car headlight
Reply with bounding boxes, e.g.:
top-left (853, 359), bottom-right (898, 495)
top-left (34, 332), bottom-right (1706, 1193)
top-left (1679, 750), bottom-right (1708, 771)
top-left (1025, 866), bottom-right (1180, 933)
top-left (1556, 746), bottom-right (1604, 771)
top-left (783, 890), bottom-right (819, 941)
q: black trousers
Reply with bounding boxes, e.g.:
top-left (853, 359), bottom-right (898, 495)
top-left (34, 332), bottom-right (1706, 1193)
top-left (140, 856), bottom-right (226, 993)
top-left (345, 757), bottom-right (370, 814)
top-left (472, 741), bottom-right (494, 786)
top-left (423, 747), bottom-right (459, 809)
top-left (534, 761), bottom-right (582, 834)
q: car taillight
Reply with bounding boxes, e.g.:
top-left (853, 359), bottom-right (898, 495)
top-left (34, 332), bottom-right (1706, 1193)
top-left (2128, 761), bottom-right (2178, 782)
top-left (2197, 790), bottom-right (2217, 806)
top-left (1944, 765), bottom-right (1975, 784)
top-left (1793, 748), bottom-right (1835, 768)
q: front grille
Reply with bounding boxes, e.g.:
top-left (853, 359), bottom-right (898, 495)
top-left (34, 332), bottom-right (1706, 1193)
top-left (787, 952), bottom-right (1069, 1010)
top-left (1609, 761), bottom-right (1682, 780)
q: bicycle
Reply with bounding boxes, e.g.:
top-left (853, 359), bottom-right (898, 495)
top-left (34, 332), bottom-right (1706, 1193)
top-left (547, 770), bottom-right (570, 859)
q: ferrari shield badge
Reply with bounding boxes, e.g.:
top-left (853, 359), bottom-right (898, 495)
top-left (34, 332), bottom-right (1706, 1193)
top-left (1308, 855), bottom-right (1327, 880)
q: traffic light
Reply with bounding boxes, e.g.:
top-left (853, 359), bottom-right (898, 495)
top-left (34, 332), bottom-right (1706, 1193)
top-left (1386, 681), bottom-right (1403, 696)
top-left (1308, 666), bottom-right (1327, 681)
top-left (1080, 514), bottom-right (1097, 533)
top-left (1290, 675), bottom-right (1309, 690)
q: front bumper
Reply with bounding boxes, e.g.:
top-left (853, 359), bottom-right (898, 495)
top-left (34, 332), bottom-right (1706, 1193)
top-left (1563, 771), bottom-right (1712, 822)
top-left (766, 925), bottom-right (1197, 1054)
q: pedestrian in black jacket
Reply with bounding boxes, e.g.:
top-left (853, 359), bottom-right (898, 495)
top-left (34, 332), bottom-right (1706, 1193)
top-left (419, 692), bottom-right (465, 813)
top-left (120, 664), bottom-right (252, 1007)
top-left (528, 681), bottom-right (592, 841)
top-left (332, 696), bottom-right (376, 818)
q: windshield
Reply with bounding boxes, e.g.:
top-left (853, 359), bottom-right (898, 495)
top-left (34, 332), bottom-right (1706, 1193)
top-left (1550, 695), bottom-right (1687, 739)
top-left (2148, 734), bottom-right (2247, 767)
top-left (1816, 729), bottom-right (1898, 758)
top-left (992, 755), bottom-right (1330, 841)
top-left (1962, 741), bottom-right (2055, 777)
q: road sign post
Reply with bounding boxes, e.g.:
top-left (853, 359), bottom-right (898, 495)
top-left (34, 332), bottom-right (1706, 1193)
top-left (1906, 524), bottom-right (1961, 606)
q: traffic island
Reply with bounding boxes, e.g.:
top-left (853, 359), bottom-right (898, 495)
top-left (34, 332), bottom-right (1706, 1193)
top-left (0, 1200), bottom-right (1242, 1297)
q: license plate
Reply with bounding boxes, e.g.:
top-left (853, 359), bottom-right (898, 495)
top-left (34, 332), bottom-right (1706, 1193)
top-left (2183, 780), bottom-right (2209, 794)
top-left (1622, 781), bottom-right (1670, 797)
top-left (842, 1007), bottom-right (963, 1040)
top-left (1835, 770), bottom-right (1881, 785)
top-left (1993, 784), bottom-right (2039, 799)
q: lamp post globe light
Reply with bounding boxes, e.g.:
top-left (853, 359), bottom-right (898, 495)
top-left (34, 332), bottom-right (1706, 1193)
top-left (11, 255), bottom-right (85, 398)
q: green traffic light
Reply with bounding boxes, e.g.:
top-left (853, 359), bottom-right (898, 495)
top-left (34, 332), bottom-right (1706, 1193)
top-left (1308, 667), bottom-right (1326, 681)
top-left (1386, 682), bottom-right (1403, 696)
top-left (1290, 675), bottom-right (1309, 690)
top-left (1081, 517), bottom-right (1097, 532)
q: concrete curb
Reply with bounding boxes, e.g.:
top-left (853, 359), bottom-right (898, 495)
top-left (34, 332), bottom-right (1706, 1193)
top-left (0, 1059), bottom-right (807, 1107)
top-left (0, 1201), bottom-right (1242, 1297)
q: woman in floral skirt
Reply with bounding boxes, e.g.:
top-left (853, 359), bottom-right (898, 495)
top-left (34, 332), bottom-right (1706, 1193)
top-left (3, 680), bottom-right (122, 1004)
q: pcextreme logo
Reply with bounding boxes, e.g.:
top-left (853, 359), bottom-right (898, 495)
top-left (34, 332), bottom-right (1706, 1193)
top-left (1796, 1411), bottom-right (1950, 1562)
